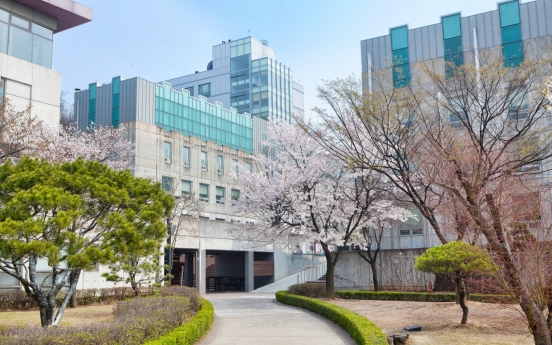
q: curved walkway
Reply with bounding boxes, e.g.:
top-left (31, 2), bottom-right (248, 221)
top-left (199, 293), bottom-right (355, 345)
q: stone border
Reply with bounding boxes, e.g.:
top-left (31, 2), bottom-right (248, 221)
top-left (276, 291), bottom-right (388, 345)
top-left (143, 297), bottom-right (214, 345)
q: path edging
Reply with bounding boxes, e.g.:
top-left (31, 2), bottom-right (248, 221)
top-left (275, 291), bottom-right (388, 345)
top-left (143, 297), bottom-right (214, 345)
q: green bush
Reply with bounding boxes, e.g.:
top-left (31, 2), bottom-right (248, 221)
top-left (143, 297), bottom-right (214, 345)
top-left (288, 283), bottom-right (326, 298)
top-left (335, 290), bottom-right (514, 304)
top-left (276, 291), bottom-right (387, 345)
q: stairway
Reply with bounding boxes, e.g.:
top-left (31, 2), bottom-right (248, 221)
top-left (206, 264), bottom-right (216, 291)
top-left (306, 274), bottom-right (326, 284)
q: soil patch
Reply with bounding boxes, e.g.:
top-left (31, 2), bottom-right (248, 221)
top-left (331, 299), bottom-right (533, 345)
top-left (0, 304), bottom-right (116, 327)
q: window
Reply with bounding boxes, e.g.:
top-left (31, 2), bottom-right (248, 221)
top-left (164, 142), bottom-right (172, 163)
top-left (390, 26), bottom-right (410, 88)
top-left (111, 77), bottom-right (120, 127)
top-left (181, 180), bottom-right (192, 196)
top-left (88, 83), bottom-right (97, 129)
top-left (449, 98), bottom-right (466, 127)
top-left (185, 86), bottom-right (193, 96)
top-left (183, 146), bottom-right (190, 166)
top-left (200, 151), bottom-right (207, 170)
top-left (231, 189), bottom-right (240, 201)
top-left (232, 159), bottom-right (238, 172)
top-left (442, 13), bottom-right (464, 78)
top-left (508, 88), bottom-right (528, 120)
top-left (411, 229), bottom-right (423, 235)
top-left (400, 230), bottom-right (411, 236)
top-left (246, 162), bottom-right (252, 172)
top-left (199, 183), bottom-right (209, 202)
top-left (198, 83), bottom-right (211, 97)
top-left (499, 1), bottom-right (523, 67)
top-left (162, 176), bottom-right (173, 193)
top-left (216, 186), bottom-right (225, 205)
top-left (217, 155), bottom-right (224, 173)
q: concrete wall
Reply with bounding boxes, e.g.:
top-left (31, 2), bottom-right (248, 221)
top-left (0, 53), bottom-right (60, 126)
top-left (214, 252), bottom-right (245, 276)
top-left (335, 249), bottom-right (434, 291)
top-left (273, 246), bottom-right (323, 281)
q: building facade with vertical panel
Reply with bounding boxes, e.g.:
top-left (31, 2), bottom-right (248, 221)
top-left (164, 36), bottom-right (305, 121)
top-left (357, 0), bottom-right (552, 253)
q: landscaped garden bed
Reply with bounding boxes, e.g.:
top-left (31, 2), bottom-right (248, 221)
top-left (0, 287), bottom-right (213, 345)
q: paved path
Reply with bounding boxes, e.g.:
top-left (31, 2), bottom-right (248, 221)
top-left (199, 293), bottom-right (355, 345)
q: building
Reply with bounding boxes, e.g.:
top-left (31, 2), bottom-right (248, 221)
top-left (333, 0), bottom-right (552, 291)
top-left (0, 0), bottom-right (91, 127)
top-left (164, 36), bottom-right (305, 122)
top-left (73, 72), bottom-right (319, 294)
top-left (0, 0), bottom-right (92, 290)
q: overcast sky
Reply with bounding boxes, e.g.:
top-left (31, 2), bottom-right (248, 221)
top-left (54, 0), bottom-right (504, 119)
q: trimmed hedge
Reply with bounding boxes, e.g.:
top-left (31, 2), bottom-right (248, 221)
top-left (335, 290), bottom-right (514, 304)
top-left (143, 297), bottom-right (214, 345)
top-left (276, 291), bottom-right (388, 345)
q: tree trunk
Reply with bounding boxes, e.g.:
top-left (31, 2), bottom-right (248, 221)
top-left (325, 262), bottom-right (335, 299)
top-left (69, 290), bottom-right (77, 308)
top-left (455, 276), bottom-right (469, 325)
top-left (370, 261), bottom-right (379, 292)
top-left (37, 293), bottom-right (56, 327)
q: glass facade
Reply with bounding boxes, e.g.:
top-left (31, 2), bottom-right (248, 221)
top-left (88, 83), bottom-right (97, 128)
top-left (112, 77), bottom-right (120, 127)
top-left (0, 9), bottom-right (53, 68)
top-left (155, 83), bottom-right (253, 153)
top-left (390, 26), bottom-right (410, 88)
top-left (442, 14), bottom-right (464, 78)
top-left (230, 37), bottom-right (293, 122)
top-left (499, 0), bottom-right (523, 67)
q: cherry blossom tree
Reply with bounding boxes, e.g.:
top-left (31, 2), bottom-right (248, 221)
top-left (228, 119), bottom-right (412, 298)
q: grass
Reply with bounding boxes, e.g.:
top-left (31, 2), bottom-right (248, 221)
top-left (0, 304), bottom-right (116, 327)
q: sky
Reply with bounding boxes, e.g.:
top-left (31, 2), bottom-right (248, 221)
top-left (53, 0), bottom-right (504, 120)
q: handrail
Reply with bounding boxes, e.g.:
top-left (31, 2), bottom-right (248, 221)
top-left (297, 261), bottom-right (327, 285)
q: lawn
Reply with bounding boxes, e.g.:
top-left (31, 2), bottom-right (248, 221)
top-left (0, 304), bottom-right (116, 328)
top-left (331, 298), bottom-right (533, 345)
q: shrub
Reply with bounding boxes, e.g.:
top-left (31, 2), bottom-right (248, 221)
top-left (288, 283), bottom-right (326, 298)
top-left (159, 286), bottom-right (202, 312)
top-left (143, 297), bottom-right (214, 345)
top-left (276, 291), bottom-right (387, 345)
top-left (0, 287), bottom-right (201, 345)
top-left (335, 290), bottom-right (515, 304)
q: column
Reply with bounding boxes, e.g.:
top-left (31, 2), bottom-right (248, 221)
top-left (245, 251), bottom-right (254, 292)
top-left (196, 248), bottom-right (206, 295)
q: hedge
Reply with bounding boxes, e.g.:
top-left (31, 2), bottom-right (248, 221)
top-left (335, 290), bottom-right (514, 304)
top-left (143, 297), bottom-right (214, 345)
top-left (276, 291), bottom-right (388, 345)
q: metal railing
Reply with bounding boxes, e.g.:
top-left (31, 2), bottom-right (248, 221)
top-left (297, 261), bottom-right (327, 284)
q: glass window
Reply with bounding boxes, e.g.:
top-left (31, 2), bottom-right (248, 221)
top-left (217, 155), bottom-right (223, 173)
top-left (199, 83), bottom-right (211, 97)
top-left (392, 48), bottom-right (409, 64)
top-left (230, 54), bottom-right (250, 72)
top-left (185, 86), bottom-right (193, 96)
top-left (501, 24), bottom-right (522, 44)
top-left (412, 229), bottom-right (423, 235)
top-left (9, 26), bottom-right (32, 62)
top-left (232, 159), bottom-right (238, 172)
top-left (32, 34), bottom-right (52, 68)
top-left (246, 162), bottom-right (252, 172)
top-left (216, 186), bottom-right (225, 204)
top-left (11, 16), bottom-right (29, 30)
top-left (503, 41), bottom-right (523, 62)
top-left (508, 88), bottom-right (529, 120)
top-left (499, 0), bottom-right (520, 27)
top-left (164, 142), bottom-right (172, 163)
top-left (181, 180), bottom-right (192, 196)
top-left (199, 183), bottom-right (209, 201)
top-left (183, 146), bottom-right (190, 165)
top-left (32, 24), bottom-right (53, 40)
top-left (442, 14), bottom-right (461, 39)
top-left (390, 26), bottom-right (408, 50)
top-left (162, 176), bottom-right (173, 193)
top-left (231, 189), bottom-right (240, 201)
top-left (0, 21), bottom-right (7, 54)
top-left (201, 151), bottom-right (207, 169)
top-left (0, 9), bottom-right (8, 23)
top-left (400, 230), bottom-right (411, 236)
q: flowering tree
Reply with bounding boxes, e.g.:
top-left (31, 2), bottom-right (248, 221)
top-left (0, 101), bottom-right (45, 163)
top-left (229, 119), bottom-right (412, 298)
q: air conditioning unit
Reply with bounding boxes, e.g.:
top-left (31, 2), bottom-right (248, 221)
top-left (164, 157), bottom-right (171, 163)
top-left (216, 200), bottom-right (225, 205)
top-left (183, 161), bottom-right (189, 167)
top-left (201, 165), bottom-right (207, 171)
top-left (217, 169), bottom-right (224, 174)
